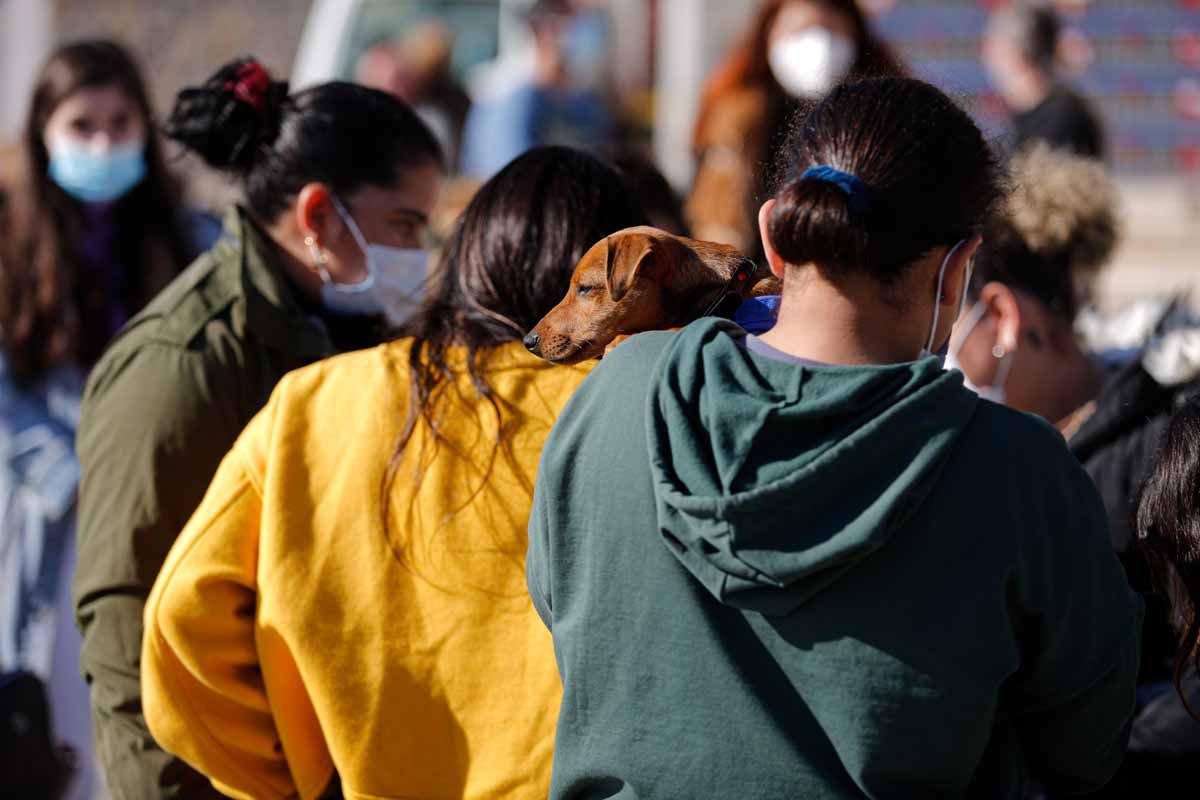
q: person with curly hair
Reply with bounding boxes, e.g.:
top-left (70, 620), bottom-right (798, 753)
top-left (947, 144), bottom-right (1200, 796)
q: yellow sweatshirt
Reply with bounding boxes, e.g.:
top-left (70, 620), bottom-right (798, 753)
top-left (142, 340), bottom-right (592, 800)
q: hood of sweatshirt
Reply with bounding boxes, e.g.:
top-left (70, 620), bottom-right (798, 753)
top-left (646, 319), bottom-right (980, 616)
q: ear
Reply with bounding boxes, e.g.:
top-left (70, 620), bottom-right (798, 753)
top-left (978, 281), bottom-right (1022, 355)
top-left (758, 199), bottom-right (786, 280)
top-left (295, 183), bottom-right (336, 246)
top-left (605, 233), bottom-right (656, 303)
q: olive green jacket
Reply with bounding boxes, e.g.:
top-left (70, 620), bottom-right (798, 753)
top-left (73, 208), bottom-right (342, 799)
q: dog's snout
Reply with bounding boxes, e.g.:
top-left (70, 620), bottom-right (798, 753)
top-left (523, 331), bottom-right (542, 354)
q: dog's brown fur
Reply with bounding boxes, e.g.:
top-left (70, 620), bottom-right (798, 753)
top-left (526, 226), bottom-right (780, 364)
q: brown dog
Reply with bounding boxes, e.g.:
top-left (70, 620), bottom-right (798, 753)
top-left (524, 226), bottom-right (780, 364)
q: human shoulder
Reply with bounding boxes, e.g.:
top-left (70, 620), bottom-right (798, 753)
top-left (964, 399), bottom-right (1107, 532)
top-left (967, 399), bottom-right (1074, 463)
top-left (108, 244), bottom-right (241, 353)
top-left (584, 329), bottom-right (678, 388)
top-left (273, 340), bottom-right (408, 403)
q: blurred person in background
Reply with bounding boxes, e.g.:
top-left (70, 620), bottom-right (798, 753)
top-left (356, 19), bottom-right (472, 170)
top-left (982, 0), bottom-right (1105, 159)
top-left (687, 0), bottom-right (903, 255)
top-left (138, 147), bottom-right (646, 800)
top-left (530, 78), bottom-right (1140, 798)
top-left (460, 0), bottom-right (614, 179)
top-left (72, 57), bottom-right (444, 799)
top-left (0, 39), bottom-right (215, 800)
top-left (946, 144), bottom-right (1200, 797)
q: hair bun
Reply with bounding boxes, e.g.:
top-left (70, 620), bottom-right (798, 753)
top-left (165, 57), bottom-right (288, 173)
top-left (767, 171), bottom-right (869, 274)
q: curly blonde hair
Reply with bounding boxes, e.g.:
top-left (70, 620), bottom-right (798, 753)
top-left (1005, 142), bottom-right (1121, 276)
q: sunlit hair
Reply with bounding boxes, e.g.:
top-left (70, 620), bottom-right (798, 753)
top-left (970, 143), bottom-right (1120, 322)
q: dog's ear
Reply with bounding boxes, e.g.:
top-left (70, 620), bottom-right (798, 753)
top-left (604, 233), bottom-right (656, 303)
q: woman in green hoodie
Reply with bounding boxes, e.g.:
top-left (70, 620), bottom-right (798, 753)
top-left (527, 77), bottom-right (1143, 798)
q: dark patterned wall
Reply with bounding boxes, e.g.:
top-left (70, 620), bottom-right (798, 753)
top-left (872, 0), bottom-right (1200, 176)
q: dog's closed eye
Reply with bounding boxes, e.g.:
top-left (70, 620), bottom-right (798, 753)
top-left (577, 284), bottom-right (600, 297)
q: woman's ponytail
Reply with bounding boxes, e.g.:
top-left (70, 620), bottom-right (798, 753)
top-left (766, 78), bottom-right (1002, 285)
top-left (161, 56), bottom-right (441, 224)
top-left (768, 169), bottom-right (870, 277)
top-left (165, 57), bottom-right (288, 174)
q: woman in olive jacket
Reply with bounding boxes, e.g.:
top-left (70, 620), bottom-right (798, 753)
top-left (72, 58), bottom-right (444, 799)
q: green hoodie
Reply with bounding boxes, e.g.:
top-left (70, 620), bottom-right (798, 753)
top-left (528, 319), bottom-right (1142, 799)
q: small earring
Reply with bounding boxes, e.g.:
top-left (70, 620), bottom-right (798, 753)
top-left (992, 345), bottom-right (1007, 359)
top-left (304, 235), bottom-right (328, 266)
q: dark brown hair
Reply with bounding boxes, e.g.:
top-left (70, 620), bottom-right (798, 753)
top-left (767, 77), bottom-right (1003, 287)
top-left (166, 57), bottom-right (444, 223)
top-left (693, 0), bottom-right (903, 153)
top-left (0, 40), bottom-right (189, 382)
top-left (381, 146), bottom-right (647, 528)
top-left (1136, 398), bottom-right (1200, 717)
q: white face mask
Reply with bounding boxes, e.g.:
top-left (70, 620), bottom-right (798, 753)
top-left (945, 300), bottom-right (1014, 404)
top-left (767, 27), bottom-right (857, 99)
top-left (318, 197), bottom-right (429, 327)
top-left (920, 240), bottom-right (972, 365)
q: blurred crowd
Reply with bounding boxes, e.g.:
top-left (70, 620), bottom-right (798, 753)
top-left (1, 1), bottom-right (1198, 800)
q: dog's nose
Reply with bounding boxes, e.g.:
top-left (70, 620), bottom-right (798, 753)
top-left (523, 331), bottom-right (542, 354)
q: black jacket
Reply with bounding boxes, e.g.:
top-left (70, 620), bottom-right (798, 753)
top-left (1069, 316), bottom-right (1200, 793)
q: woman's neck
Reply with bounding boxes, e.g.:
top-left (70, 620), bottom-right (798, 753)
top-left (757, 270), bottom-right (929, 366)
top-left (1046, 343), bottom-right (1105, 433)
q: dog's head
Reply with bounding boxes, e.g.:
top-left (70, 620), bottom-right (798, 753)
top-left (524, 226), bottom-right (773, 364)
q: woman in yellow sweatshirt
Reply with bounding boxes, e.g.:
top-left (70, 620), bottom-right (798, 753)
top-left (140, 147), bottom-right (648, 800)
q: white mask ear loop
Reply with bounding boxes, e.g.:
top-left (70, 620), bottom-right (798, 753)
top-left (328, 195), bottom-right (376, 289)
top-left (924, 240), bottom-right (968, 354)
top-left (947, 299), bottom-right (988, 360)
top-left (304, 235), bottom-right (333, 285)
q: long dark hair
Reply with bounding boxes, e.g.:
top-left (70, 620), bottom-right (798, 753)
top-left (0, 40), bottom-right (189, 382)
top-left (1136, 398), bottom-right (1200, 717)
top-left (694, 0), bottom-right (903, 153)
top-left (166, 57), bottom-right (444, 223)
top-left (768, 77), bottom-right (1003, 289)
top-left (382, 146), bottom-right (648, 523)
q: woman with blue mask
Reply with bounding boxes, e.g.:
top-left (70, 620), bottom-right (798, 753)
top-left (528, 78), bottom-right (1142, 798)
top-left (70, 57), bottom-right (445, 799)
top-left (0, 40), bottom-right (213, 800)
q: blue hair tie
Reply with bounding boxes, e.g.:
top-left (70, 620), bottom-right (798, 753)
top-left (801, 166), bottom-right (874, 219)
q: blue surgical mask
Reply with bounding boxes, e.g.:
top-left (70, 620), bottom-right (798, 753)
top-left (47, 136), bottom-right (146, 204)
